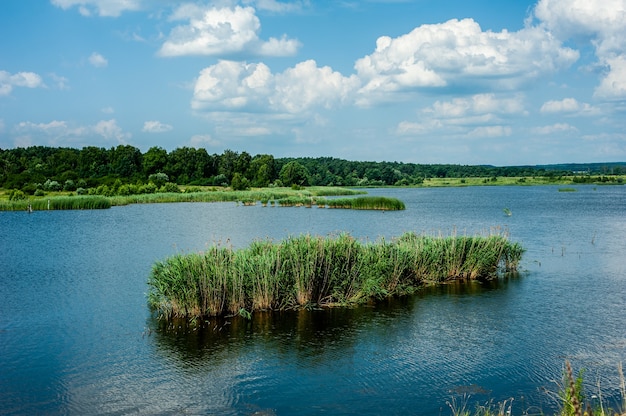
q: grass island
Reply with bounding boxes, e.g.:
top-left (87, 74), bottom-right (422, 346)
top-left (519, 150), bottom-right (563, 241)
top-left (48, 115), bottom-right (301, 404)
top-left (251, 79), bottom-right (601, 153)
top-left (148, 230), bottom-right (524, 320)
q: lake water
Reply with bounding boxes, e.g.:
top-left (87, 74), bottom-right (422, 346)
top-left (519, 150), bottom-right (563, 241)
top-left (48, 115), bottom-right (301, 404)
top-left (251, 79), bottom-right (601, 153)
top-left (1, 186), bottom-right (625, 415)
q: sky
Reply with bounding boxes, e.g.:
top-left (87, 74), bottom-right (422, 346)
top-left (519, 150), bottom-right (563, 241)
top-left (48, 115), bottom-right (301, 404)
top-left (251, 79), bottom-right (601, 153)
top-left (1, 0), bottom-right (625, 166)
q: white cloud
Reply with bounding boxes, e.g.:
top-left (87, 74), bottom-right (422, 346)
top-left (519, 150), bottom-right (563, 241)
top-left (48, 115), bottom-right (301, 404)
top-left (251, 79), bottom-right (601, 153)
top-left (142, 120), bottom-right (173, 133)
top-left (354, 18), bottom-right (578, 103)
top-left (189, 134), bottom-right (221, 148)
top-left (93, 119), bottom-right (130, 142)
top-left (534, 0), bottom-right (626, 100)
top-left (88, 52), bottom-right (108, 68)
top-left (594, 55), bottom-right (626, 100)
top-left (192, 59), bottom-right (359, 114)
top-left (532, 123), bottom-right (579, 135)
top-left (13, 118), bottom-right (130, 146)
top-left (397, 93), bottom-right (523, 140)
top-left (534, 0), bottom-right (626, 47)
top-left (467, 125), bottom-right (512, 138)
top-left (0, 70), bottom-right (44, 96)
top-left (246, 0), bottom-right (307, 13)
top-left (540, 97), bottom-right (600, 115)
top-left (425, 93), bottom-right (526, 118)
top-left (273, 60), bottom-right (360, 113)
top-left (49, 73), bottom-right (69, 90)
top-left (101, 106), bottom-right (115, 114)
top-left (159, 5), bottom-right (300, 57)
top-left (51, 0), bottom-right (143, 17)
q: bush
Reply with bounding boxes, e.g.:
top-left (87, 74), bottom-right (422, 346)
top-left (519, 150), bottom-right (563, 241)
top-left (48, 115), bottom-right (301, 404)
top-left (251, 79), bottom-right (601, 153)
top-left (43, 179), bottom-right (61, 191)
top-left (159, 182), bottom-right (181, 193)
top-left (63, 180), bottom-right (76, 191)
top-left (149, 172), bottom-right (169, 188)
top-left (231, 173), bottom-right (250, 191)
top-left (8, 189), bottom-right (26, 201)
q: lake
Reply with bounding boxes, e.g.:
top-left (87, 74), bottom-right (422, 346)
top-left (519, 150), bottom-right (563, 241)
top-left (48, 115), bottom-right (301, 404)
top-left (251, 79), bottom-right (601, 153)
top-left (1, 186), bottom-right (625, 415)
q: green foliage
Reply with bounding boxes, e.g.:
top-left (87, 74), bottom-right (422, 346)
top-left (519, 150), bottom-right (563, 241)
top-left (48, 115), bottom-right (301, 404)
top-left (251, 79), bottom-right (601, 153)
top-left (2, 146), bottom-right (625, 192)
top-left (559, 361), bottom-right (585, 416)
top-left (148, 172), bottom-right (169, 188)
top-left (0, 196), bottom-right (111, 211)
top-left (159, 182), bottom-right (181, 193)
top-left (231, 172), bottom-right (250, 190)
top-left (8, 189), bottom-right (26, 201)
top-left (279, 161), bottom-right (310, 186)
top-left (147, 231), bottom-right (523, 319)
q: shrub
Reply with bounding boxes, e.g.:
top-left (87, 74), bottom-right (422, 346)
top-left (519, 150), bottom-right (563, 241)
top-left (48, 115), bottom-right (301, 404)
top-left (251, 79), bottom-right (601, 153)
top-left (159, 182), bottom-right (181, 193)
top-left (148, 172), bottom-right (169, 188)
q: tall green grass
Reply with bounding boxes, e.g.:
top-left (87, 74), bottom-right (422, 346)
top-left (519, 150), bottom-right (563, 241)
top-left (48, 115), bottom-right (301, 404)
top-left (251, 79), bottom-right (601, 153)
top-left (0, 196), bottom-right (111, 211)
top-left (148, 231), bottom-right (524, 319)
top-left (324, 196), bottom-right (406, 210)
top-left (109, 187), bottom-right (366, 207)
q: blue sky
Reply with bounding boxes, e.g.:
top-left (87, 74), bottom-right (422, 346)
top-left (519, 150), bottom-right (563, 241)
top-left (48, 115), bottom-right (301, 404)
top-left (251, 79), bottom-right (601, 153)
top-left (1, 0), bottom-right (625, 165)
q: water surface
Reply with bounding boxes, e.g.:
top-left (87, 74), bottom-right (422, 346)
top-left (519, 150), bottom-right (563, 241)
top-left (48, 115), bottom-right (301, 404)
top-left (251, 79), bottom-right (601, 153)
top-left (1, 186), bottom-right (625, 415)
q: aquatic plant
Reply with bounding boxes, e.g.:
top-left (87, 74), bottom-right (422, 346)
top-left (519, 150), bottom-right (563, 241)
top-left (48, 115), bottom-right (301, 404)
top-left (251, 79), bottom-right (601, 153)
top-left (147, 231), bottom-right (523, 319)
top-left (0, 195), bottom-right (111, 211)
top-left (325, 196), bottom-right (406, 210)
top-left (448, 361), bottom-right (626, 416)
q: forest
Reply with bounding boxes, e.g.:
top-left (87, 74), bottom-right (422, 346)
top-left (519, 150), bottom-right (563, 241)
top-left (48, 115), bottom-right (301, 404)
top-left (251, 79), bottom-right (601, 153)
top-left (1, 145), bottom-right (625, 196)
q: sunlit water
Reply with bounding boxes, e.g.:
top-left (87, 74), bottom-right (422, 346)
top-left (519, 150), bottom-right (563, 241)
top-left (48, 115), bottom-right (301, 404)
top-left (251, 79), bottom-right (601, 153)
top-left (1, 186), bottom-right (624, 415)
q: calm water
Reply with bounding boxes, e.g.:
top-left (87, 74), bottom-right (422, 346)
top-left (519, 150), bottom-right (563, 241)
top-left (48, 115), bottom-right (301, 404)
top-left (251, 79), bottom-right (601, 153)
top-left (1, 186), bottom-right (625, 415)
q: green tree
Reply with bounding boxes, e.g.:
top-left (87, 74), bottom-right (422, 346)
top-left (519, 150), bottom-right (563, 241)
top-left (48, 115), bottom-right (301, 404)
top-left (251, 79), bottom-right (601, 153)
top-left (279, 161), bottom-right (310, 186)
top-left (231, 172), bottom-right (250, 190)
top-left (143, 146), bottom-right (168, 176)
top-left (249, 154), bottom-right (276, 187)
top-left (148, 172), bottom-right (169, 188)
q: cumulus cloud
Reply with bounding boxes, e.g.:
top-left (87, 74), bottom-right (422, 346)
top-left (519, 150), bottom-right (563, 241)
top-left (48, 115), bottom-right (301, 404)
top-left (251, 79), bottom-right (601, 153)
top-left (354, 18), bottom-right (578, 103)
top-left (532, 123), bottom-right (579, 135)
top-left (397, 93), bottom-right (523, 139)
top-left (88, 52), bottom-right (108, 68)
top-left (189, 134), bottom-right (221, 148)
top-left (159, 5), bottom-right (300, 57)
top-left (93, 119), bottom-right (130, 141)
top-left (50, 0), bottom-right (142, 17)
top-left (0, 70), bottom-right (44, 96)
top-left (534, 0), bottom-right (626, 100)
top-left (247, 0), bottom-right (307, 13)
top-left (192, 59), bottom-right (359, 114)
top-left (540, 97), bottom-right (599, 115)
top-left (594, 55), bottom-right (626, 100)
top-left (142, 120), bottom-right (173, 133)
top-left (13, 118), bottom-right (131, 146)
top-left (425, 93), bottom-right (526, 118)
top-left (467, 125), bottom-right (513, 138)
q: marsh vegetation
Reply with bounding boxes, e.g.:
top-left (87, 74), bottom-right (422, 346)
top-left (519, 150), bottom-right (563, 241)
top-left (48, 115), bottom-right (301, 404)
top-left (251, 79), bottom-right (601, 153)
top-left (148, 230), bottom-right (523, 319)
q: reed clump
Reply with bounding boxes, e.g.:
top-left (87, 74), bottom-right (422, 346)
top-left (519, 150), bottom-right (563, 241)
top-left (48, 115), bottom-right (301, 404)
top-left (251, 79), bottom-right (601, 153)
top-left (325, 196), bottom-right (406, 210)
top-left (0, 195), bottom-right (111, 211)
top-left (148, 231), bottom-right (523, 319)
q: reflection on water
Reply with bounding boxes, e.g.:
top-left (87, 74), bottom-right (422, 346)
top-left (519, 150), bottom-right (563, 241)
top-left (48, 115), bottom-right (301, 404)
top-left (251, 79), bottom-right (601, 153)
top-left (1, 186), bottom-right (625, 415)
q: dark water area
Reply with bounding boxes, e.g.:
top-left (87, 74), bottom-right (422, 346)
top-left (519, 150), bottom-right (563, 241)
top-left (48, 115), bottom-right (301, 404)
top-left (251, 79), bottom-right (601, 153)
top-left (1, 186), bottom-right (625, 415)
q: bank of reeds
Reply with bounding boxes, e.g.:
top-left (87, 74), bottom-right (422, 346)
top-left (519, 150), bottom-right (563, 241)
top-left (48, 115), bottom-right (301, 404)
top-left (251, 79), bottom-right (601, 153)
top-left (0, 195), bottom-right (111, 211)
top-left (325, 196), bottom-right (406, 210)
top-left (148, 231), bottom-right (523, 319)
top-left (109, 187), bottom-right (365, 207)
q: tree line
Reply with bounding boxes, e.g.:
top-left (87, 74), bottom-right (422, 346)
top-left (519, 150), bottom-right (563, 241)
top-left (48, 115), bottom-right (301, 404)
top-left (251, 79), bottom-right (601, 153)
top-left (1, 145), bottom-right (623, 195)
